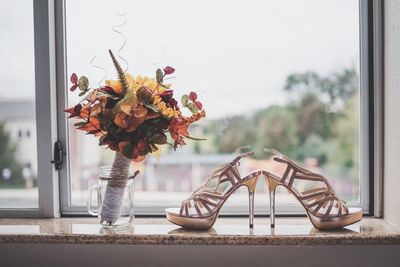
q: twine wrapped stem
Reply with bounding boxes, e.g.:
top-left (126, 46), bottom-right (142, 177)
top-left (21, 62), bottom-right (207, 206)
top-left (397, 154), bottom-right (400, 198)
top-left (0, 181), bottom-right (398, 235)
top-left (100, 152), bottom-right (132, 224)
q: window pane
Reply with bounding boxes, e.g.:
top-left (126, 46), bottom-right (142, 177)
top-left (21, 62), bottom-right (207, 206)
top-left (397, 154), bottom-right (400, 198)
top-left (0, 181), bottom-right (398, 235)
top-left (0, 0), bottom-right (38, 208)
top-left (65, 0), bottom-right (360, 209)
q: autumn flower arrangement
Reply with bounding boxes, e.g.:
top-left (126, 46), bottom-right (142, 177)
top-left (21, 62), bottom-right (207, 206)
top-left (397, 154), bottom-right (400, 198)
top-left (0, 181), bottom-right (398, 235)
top-left (66, 50), bottom-right (206, 161)
top-left (65, 50), bottom-right (206, 225)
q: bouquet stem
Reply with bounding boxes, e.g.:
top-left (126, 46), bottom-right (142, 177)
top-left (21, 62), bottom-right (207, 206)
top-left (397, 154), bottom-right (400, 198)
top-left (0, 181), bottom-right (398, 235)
top-left (100, 152), bottom-right (131, 225)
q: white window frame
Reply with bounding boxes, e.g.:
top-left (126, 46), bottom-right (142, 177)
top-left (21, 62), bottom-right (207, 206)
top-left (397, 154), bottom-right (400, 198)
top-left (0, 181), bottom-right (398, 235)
top-left (0, 0), bottom-right (382, 217)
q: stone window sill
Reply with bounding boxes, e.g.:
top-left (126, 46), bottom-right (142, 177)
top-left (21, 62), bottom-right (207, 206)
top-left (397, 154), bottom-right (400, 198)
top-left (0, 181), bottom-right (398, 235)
top-left (0, 217), bottom-right (399, 246)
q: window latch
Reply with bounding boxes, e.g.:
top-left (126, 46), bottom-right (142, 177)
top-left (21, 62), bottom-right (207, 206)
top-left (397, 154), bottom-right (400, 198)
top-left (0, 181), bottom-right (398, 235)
top-left (51, 141), bottom-right (64, 170)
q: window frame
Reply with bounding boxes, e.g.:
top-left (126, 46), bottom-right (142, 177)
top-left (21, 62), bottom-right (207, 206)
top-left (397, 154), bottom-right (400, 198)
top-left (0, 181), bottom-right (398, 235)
top-left (0, 0), bottom-right (60, 217)
top-left (0, 0), bottom-right (382, 217)
top-left (57, 0), bottom-right (378, 216)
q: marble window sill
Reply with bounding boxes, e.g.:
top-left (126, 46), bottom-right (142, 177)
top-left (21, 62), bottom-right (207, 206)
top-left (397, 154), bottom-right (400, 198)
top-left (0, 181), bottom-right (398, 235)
top-left (0, 217), bottom-right (399, 246)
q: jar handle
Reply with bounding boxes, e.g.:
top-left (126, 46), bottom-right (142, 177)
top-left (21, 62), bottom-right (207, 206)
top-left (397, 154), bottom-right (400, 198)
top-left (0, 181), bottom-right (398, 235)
top-left (87, 184), bottom-right (99, 216)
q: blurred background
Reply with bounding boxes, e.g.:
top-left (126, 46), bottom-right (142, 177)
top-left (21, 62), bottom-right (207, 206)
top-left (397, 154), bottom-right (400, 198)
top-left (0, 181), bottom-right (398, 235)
top-left (0, 0), bottom-right (360, 210)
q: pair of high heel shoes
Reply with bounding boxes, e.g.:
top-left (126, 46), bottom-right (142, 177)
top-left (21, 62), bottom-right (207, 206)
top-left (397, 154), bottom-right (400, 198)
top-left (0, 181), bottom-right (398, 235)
top-left (165, 150), bottom-right (362, 230)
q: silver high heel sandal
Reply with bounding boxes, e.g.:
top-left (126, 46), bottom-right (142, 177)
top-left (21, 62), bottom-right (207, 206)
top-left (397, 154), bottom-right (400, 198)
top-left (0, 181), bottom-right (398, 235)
top-left (165, 152), bottom-right (262, 230)
top-left (264, 149), bottom-right (362, 230)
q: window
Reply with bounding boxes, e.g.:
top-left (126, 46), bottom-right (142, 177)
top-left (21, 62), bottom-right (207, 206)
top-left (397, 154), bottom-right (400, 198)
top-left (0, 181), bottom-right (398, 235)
top-left (0, 0), bottom-right (38, 209)
top-left (60, 0), bottom-right (366, 215)
top-left (0, 0), bottom-right (378, 217)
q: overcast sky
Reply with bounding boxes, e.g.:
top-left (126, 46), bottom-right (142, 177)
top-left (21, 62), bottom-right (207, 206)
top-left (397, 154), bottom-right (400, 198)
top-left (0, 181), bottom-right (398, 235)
top-left (1, 0), bottom-right (359, 119)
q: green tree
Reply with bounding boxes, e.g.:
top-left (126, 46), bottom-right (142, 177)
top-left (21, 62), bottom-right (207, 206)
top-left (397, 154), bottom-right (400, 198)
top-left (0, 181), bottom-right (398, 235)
top-left (328, 94), bottom-right (359, 171)
top-left (205, 67), bottom-right (359, 169)
top-left (210, 116), bottom-right (257, 154)
top-left (253, 105), bottom-right (298, 158)
top-left (290, 92), bottom-right (335, 144)
top-left (0, 123), bottom-right (23, 186)
top-left (284, 68), bottom-right (358, 110)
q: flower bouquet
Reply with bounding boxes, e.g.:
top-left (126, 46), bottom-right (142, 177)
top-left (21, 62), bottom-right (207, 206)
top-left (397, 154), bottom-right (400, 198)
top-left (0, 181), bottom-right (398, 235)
top-left (65, 50), bottom-right (206, 225)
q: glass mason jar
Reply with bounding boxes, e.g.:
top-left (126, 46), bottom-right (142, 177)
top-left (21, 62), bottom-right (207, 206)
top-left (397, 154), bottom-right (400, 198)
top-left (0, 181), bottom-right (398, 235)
top-left (87, 166), bottom-right (136, 229)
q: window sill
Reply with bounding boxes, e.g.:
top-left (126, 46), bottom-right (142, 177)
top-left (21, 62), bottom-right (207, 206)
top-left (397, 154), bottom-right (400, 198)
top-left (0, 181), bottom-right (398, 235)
top-left (0, 217), bottom-right (398, 246)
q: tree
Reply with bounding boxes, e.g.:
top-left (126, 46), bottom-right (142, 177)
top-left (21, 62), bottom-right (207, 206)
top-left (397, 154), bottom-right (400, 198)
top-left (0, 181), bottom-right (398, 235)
top-left (328, 94), bottom-right (359, 172)
top-left (290, 92), bottom-right (335, 144)
top-left (0, 123), bottom-right (23, 186)
top-left (204, 67), bottom-right (359, 169)
top-left (209, 115), bottom-right (257, 154)
top-left (253, 106), bottom-right (298, 158)
top-left (284, 68), bottom-right (358, 110)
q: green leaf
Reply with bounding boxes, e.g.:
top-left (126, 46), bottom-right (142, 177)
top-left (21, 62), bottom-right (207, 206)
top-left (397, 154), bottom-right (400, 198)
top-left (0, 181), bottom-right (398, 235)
top-left (156, 69), bottom-right (164, 84)
top-left (149, 133), bottom-right (167, 145)
top-left (97, 90), bottom-right (121, 100)
top-left (138, 149), bottom-right (148, 156)
top-left (184, 135), bottom-right (207, 141)
top-left (137, 86), bottom-right (153, 105)
top-left (78, 91), bottom-right (87, 97)
top-left (149, 143), bottom-right (158, 152)
top-left (181, 95), bottom-right (189, 106)
top-left (144, 103), bottom-right (160, 112)
top-left (74, 121), bottom-right (86, 127)
top-left (105, 97), bottom-right (119, 109)
top-left (78, 76), bottom-right (89, 91)
top-left (121, 143), bottom-right (135, 159)
top-left (97, 115), bottom-right (113, 129)
top-left (187, 102), bottom-right (198, 114)
top-left (122, 90), bottom-right (138, 106)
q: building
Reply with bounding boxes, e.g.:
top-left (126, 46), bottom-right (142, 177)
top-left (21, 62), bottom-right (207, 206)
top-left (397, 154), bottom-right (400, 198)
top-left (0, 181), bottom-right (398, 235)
top-left (0, 99), bottom-right (37, 183)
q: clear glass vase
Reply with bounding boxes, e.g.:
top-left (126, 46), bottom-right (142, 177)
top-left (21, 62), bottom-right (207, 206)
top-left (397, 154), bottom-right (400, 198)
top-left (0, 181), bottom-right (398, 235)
top-left (87, 165), bottom-right (136, 230)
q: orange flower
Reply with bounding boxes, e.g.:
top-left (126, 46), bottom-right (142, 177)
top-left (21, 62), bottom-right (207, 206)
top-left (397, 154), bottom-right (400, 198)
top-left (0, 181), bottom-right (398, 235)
top-left (114, 105), bottom-right (157, 133)
top-left (169, 110), bottom-right (206, 149)
top-left (105, 79), bottom-right (124, 94)
top-left (78, 116), bottom-right (101, 133)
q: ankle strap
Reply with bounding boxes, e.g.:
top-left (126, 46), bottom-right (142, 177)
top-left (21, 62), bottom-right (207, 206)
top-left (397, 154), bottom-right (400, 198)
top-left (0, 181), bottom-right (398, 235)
top-left (231, 151), bottom-right (254, 166)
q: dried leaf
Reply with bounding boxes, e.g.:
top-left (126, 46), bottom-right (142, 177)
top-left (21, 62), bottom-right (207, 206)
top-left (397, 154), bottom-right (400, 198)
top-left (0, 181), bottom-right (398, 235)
top-left (181, 95), bottom-right (189, 106)
top-left (74, 121), bottom-right (86, 127)
top-left (163, 66), bottom-right (175, 75)
top-left (70, 73), bottom-right (78, 84)
top-left (156, 68), bottom-right (164, 83)
top-left (70, 84), bottom-right (78, 92)
top-left (78, 91), bottom-right (87, 97)
top-left (119, 141), bottom-right (134, 159)
top-left (184, 135), bottom-right (206, 141)
top-left (189, 91), bottom-right (197, 101)
top-left (78, 76), bottom-right (89, 91)
top-left (137, 86), bottom-right (152, 105)
top-left (149, 133), bottom-right (167, 145)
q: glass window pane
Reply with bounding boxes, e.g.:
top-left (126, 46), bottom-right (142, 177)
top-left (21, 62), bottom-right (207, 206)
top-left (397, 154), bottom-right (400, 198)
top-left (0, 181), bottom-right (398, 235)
top-left (65, 0), bottom-right (360, 209)
top-left (0, 0), bottom-right (38, 208)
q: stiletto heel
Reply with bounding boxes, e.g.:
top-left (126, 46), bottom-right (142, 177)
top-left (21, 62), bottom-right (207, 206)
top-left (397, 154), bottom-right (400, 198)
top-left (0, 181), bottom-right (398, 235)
top-left (262, 149), bottom-right (362, 230)
top-left (243, 175), bottom-right (259, 228)
top-left (266, 176), bottom-right (280, 228)
top-left (166, 152), bottom-right (262, 230)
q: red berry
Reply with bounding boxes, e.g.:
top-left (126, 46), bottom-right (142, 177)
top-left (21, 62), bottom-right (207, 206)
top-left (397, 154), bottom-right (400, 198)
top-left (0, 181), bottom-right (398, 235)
top-left (163, 66), bottom-right (175, 75)
top-left (70, 73), bottom-right (78, 84)
top-left (69, 84), bottom-right (78, 92)
top-left (195, 101), bottom-right (203, 110)
top-left (189, 92), bottom-right (197, 101)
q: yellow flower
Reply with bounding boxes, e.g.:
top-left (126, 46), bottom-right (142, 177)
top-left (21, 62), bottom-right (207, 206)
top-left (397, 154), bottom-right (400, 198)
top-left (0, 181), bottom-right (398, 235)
top-left (157, 102), bottom-right (166, 110)
top-left (130, 75), bottom-right (165, 94)
top-left (153, 95), bottom-right (162, 104)
top-left (105, 79), bottom-right (123, 94)
top-left (162, 108), bottom-right (175, 117)
top-left (105, 73), bottom-right (167, 95)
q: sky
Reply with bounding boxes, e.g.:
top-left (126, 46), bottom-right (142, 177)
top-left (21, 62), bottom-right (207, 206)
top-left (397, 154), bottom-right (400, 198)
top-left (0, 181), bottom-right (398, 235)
top-left (0, 0), bottom-right (359, 119)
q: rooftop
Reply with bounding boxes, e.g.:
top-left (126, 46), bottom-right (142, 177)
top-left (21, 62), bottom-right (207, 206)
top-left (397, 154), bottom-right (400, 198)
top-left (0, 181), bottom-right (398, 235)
top-left (0, 99), bottom-right (35, 121)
